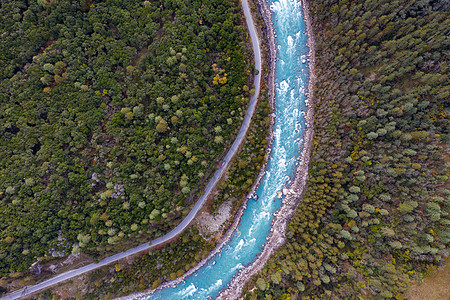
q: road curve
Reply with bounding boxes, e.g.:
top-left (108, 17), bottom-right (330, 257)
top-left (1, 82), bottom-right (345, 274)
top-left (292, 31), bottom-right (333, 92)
top-left (1, 2), bottom-right (261, 299)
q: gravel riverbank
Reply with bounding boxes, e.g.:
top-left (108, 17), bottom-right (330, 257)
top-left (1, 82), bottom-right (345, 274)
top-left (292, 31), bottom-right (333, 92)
top-left (217, 0), bottom-right (317, 298)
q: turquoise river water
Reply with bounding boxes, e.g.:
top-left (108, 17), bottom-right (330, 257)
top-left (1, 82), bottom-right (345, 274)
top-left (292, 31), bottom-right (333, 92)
top-left (147, 0), bottom-right (309, 298)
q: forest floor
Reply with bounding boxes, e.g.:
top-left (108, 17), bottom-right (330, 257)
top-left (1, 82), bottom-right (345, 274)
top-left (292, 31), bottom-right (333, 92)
top-left (50, 274), bottom-right (89, 299)
top-left (405, 263), bottom-right (450, 300)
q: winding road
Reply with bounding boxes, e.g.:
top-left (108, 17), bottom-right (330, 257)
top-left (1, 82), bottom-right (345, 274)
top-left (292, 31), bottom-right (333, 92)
top-left (1, 1), bottom-right (261, 299)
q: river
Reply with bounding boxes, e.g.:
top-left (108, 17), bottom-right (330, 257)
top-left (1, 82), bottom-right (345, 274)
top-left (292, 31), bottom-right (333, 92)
top-left (144, 0), bottom-right (309, 299)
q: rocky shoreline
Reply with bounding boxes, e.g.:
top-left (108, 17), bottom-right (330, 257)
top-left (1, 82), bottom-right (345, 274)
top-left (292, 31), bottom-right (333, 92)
top-left (217, 0), bottom-right (317, 298)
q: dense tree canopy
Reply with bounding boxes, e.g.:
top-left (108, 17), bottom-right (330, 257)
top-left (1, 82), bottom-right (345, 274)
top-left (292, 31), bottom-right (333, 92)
top-left (63, 92), bottom-right (273, 300)
top-left (0, 0), bottom-right (253, 277)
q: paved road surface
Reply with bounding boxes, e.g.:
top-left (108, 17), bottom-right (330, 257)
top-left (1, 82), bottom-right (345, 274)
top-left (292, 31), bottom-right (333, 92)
top-left (1, 1), bottom-right (261, 299)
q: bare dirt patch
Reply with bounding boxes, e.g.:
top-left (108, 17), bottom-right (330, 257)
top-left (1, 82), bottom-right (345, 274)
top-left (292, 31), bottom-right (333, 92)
top-left (406, 263), bottom-right (450, 300)
top-left (51, 274), bottom-right (89, 299)
top-left (195, 201), bottom-right (232, 240)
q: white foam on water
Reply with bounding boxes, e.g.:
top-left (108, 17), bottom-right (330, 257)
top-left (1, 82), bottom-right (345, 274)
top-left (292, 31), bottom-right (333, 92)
top-left (290, 88), bottom-right (297, 101)
top-left (234, 239), bottom-right (244, 252)
top-left (274, 127), bottom-right (282, 139)
top-left (271, 0), bottom-right (297, 18)
top-left (287, 35), bottom-right (294, 50)
top-left (251, 210), bottom-right (263, 224)
top-left (277, 158), bottom-right (286, 173)
top-left (175, 283), bottom-right (198, 299)
top-left (273, 127), bottom-right (283, 151)
top-left (271, 0), bottom-right (303, 49)
top-left (204, 263), bottom-right (212, 271)
top-left (257, 210), bottom-right (271, 221)
top-left (271, 0), bottom-right (301, 21)
top-left (248, 224), bottom-right (255, 236)
top-left (278, 80), bottom-right (289, 94)
top-left (275, 144), bottom-right (286, 162)
top-left (232, 263), bottom-right (244, 271)
top-left (202, 279), bottom-right (222, 294)
top-left (269, 1), bottom-right (283, 15)
top-left (275, 146), bottom-right (287, 165)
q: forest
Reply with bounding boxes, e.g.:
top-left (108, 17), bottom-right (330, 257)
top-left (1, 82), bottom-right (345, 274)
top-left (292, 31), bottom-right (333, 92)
top-left (244, 0), bottom-right (449, 298)
top-left (62, 92), bottom-right (273, 299)
top-left (0, 0), bottom-right (254, 279)
top-left (27, 4), bottom-right (273, 293)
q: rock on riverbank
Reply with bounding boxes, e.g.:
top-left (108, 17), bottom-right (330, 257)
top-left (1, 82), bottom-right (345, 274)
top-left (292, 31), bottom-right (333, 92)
top-left (195, 201), bottom-right (232, 239)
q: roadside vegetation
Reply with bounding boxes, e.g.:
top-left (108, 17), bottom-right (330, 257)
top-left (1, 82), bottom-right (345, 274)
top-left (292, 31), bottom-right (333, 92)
top-left (37, 87), bottom-right (272, 300)
top-left (244, 0), bottom-right (449, 298)
top-left (0, 0), bottom-right (254, 284)
top-left (33, 3), bottom-right (272, 294)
